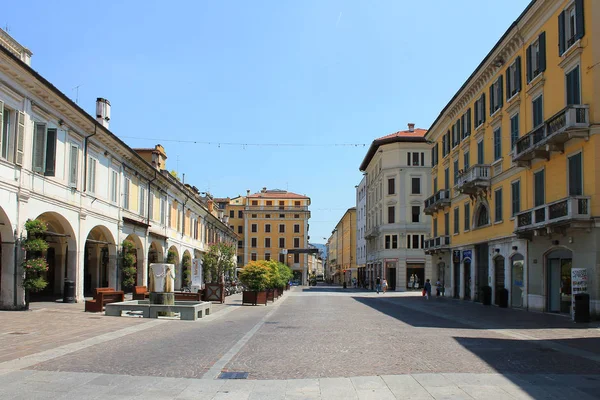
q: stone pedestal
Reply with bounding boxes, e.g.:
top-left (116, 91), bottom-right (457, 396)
top-left (150, 292), bottom-right (175, 317)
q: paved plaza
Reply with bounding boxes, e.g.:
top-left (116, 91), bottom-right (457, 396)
top-left (1, 286), bottom-right (600, 399)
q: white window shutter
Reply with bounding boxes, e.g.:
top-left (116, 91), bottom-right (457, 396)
top-left (69, 145), bottom-right (78, 187)
top-left (148, 190), bottom-right (154, 220)
top-left (32, 123), bottom-right (47, 172)
top-left (87, 157), bottom-right (96, 193)
top-left (15, 112), bottom-right (25, 166)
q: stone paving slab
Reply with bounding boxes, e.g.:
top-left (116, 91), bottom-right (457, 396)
top-left (0, 370), bottom-right (598, 399)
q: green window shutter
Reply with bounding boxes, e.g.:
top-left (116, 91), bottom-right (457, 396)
top-left (498, 75), bottom-right (503, 108)
top-left (467, 108), bottom-right (472, 135)
top-left (505, 69), bottom-right (511, 100)
top-left (558, 11), bottom-right (566, 55)
top-left (539, 32), bottom-right (546, 72)
top-left (15, 112), bottom-right (25, 166)
top-left (516, 56), bottom-right (522, 93)
top-left (32, 123), bottom-right (47, 172)
top-left (44, 128), bottom-right (57, 176)
top-left (526, 45), bottom-right (532, 82)
top-left (575, 0), bottom-right (584, 40)
top-left (489, 85), bottom-right (494, 115)
top-left (568, 153), bottom-right (582, 196)
top-left (482, 94), bottom-right (486, 123)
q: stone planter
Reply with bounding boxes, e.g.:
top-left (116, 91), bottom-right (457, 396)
top-left (242, 290), bottom-right (267, 306)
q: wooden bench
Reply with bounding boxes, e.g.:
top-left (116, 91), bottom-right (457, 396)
top-left (133, 286), bottom-right (148, 300)
top-left (85, 290), bottom-right (125, 313)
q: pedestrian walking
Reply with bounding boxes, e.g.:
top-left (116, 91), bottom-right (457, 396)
top-left (424, 279), bottom-right (432, 300)
top-left (375, 276), bottom-right (381, 294)
top-left (436, 279), bottom-right (442, 296)
top-left (382, 278), bottom-right (388, 294)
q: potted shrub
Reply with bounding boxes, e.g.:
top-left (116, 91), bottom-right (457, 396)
top-left (21, 219), bottom-right (50, 309)
top-left (121, 240), bottom-right (137, 293)
top-left (239, 261), bottom-right (269, 305)
top-left (265, 260), bottom-right (281, 302)
top-left (277, 262), bottom-right (292, 296)
top-left (202, 242), bottom-right (236, 303)
top-left (182, 252), bottom-right (192, 287)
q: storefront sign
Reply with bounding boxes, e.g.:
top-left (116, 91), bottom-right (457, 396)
top-left (571, 268), bottom-right (588, 319)
top-left (453, 250), bottom-right (461, 263)
top-left (191, 258), bottom-right (203, 289)
top-left (462, 250), bottom-right (472, 262)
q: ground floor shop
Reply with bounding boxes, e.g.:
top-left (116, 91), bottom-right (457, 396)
top-left (365, 255), bottom-right (432, 292)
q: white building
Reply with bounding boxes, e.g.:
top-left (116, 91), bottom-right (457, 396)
top-left (0, 29), bottom-right (236, 309)
top-left (359, 123), bottom-right (432, 290)
top-left (356, 176), bottom-right (367, 285)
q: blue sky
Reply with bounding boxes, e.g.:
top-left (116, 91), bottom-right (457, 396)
top-left (4, 0), bottom-right (529, 243)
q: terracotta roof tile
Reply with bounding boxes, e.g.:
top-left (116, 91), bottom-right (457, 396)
top-left (247, 191), bottom-right (309, 199)
top-left (375, 128), bottom-right (427, 141)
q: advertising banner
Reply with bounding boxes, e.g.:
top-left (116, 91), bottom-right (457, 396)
top-left (192, 258), bottom-right (203, 290)
top-left (571, 268), bottom-right (587, 319)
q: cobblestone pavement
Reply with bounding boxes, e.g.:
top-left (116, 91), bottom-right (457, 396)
top-left (2, 286), bottom-right (600, 398)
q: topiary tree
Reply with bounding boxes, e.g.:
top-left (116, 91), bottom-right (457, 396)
top-left (203, 242), bottom-right (236, 284)
top-left (121, 240), bottom-right (137, 291)
top-left (238, 261), bottom-right (270, 292)
top-left (182, 252), bottom-right (192, 286)
top-left (22, 219), bottom-right (50, 308)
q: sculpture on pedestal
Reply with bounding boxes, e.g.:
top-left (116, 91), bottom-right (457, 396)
top-left (148, 263), bottom-right (176, 315)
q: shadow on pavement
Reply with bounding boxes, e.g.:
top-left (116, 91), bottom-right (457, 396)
top-left (351, 294), bottom-right (598, 330)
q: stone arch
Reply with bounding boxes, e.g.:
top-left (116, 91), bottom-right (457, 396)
top-left (544, 246), bottom-right (574, 313)
top-left (33, 212), bottom-right (78, 299)
top-left (166, 245), bottom-right (180, 289)
top-left (84, 226), bottom-right (117, 295)
top-left (473, 201), bottom-right (490, 229)
top-left (0, 205), bottom-right (15, 307)
top-left (123, 234), bottom-right (144, 290)
top-left (182, 250), bottom-right (192, 288)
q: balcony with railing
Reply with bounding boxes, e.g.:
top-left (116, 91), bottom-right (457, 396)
top-left (513, 105), bottom-right (589, 165)
top-left (424, 235), bottom-right (451, 254)
top-left (514, 196), bottom-right (591, 237)
top-left (364, 226), bottom-right (379, 239)
top-left (245, 205), bottom-right (309, 211)
top-left (424, 189), bottom-right (451, 215)
top-left (455, 165), bottom-right (491, 195)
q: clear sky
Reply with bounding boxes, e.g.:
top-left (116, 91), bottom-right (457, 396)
top-left (4, 0), bottom-right (530, 243)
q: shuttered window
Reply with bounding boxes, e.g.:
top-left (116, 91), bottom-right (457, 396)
top-left (533, 96), bottom-right (544, 127)
top-left (87, 157), bottom-right (97, 193)
top-left (160, 196), bottom-right (166, 224)
top-left (139, 187), bottom-right (146, 217)
top-left (489, 76), bottom-right (503, 114)
top-left (69, 145), bottom-right (78, 187)
top-left (510, 114), bottom-right (520, 149)
top-left (444, 212), bottom-right (449, 236)
top-left (474, 94), bottom-right (486, 127)
top-left (444, 168), bottom-right (449, 190)
top-left (566, 66), bottom-right (581, 106)
top-left (15, 112), bottom-right (25, 165)
top-left (123, 177), bottom-right (130, 209)
top-left (464, 203), bottom-right (470, 231)
top-left (511, 181), bottom-right (521, 216)
top-left (294, 238), bottom-right (300, 248)
top-left (477, 141), bottom-right (484, 164)
top-left (453, 159), bottom-right (459, 185)
top-left (31, 123), bottom-right (57, 176)
top-left (453, 207), bottom-right (459, 234)
top-left (111, 171), bottom-right (118, 203)
top-left (526, 32), bottom-right (546, 83)
top-left (463, 151), bottom-right (470, 171)
top-left (559, 0), bottom-right (584, 56)
top-left (506, 57), bottom-right (522, 99)
top-left (568, 153), bottom-right (583, 196)
top-left (411, 178), bottom-right (421, 194)
top-left (493, 128), bottom-right (502, 161)
top-left (494, 188), bottom-right (503, 222)
top-left (534, 170), bottom-right (545, 207)
top-left (388, 206), bottom-right (395, 224)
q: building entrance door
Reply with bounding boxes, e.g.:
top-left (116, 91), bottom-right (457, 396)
top-left (464, 260), bottom-right (472, 299)
top-left (547, 249), bottom-right (573, 313)
top-left (406, 264), bottom-right (424, 290)
top-left (453, 262), bottom-right (460, 298)
top-left (387, 267), bottom-right (396, 291)
top-left (474, 244), bottom-right (489, 302)
top-left (494, 256), bottom-right (505, 304)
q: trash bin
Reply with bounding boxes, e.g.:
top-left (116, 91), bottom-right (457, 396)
top-left (497, 288), bottom-right (509, 308)
top-left (481, 286), bottom-right (492, 306)
top-left (574, 293), bottom-right (590, 323)
top-left (63, 280), bottom-right (76, 303)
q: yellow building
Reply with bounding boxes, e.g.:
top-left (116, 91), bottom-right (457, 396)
top-left (327, 208), bottom-right (357, 285)
top-left (225, 188), bottom-right (311, 283)
top-left (424, 0), bottom-right (599, 316)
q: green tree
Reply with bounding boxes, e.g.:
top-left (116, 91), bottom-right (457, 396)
top-left (22, 219), bottom-right (50, 307)
top-left (202, 242), bottom-right (236, 283)
top-left (121, 240), bottom-right (137, 291)
top-left (238, 261), bottom-right (270, 292)
top-left (182, 252), bottom-right (192, 286)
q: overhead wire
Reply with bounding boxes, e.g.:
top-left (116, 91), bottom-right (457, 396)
top-left (119, 136), bottom-right (367, 148)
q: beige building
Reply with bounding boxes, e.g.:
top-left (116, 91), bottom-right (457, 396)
top-left (327, 208), bottom-right (357, 285)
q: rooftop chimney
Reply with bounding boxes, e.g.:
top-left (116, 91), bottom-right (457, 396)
top-left (246, 189), bottom-right (250, 196)
top-left (408, 123), bottom-right (415, 132)
top-left (96, 98), bottom-right (111, 129)
top-left (261, 187), bottom-right (267, 193)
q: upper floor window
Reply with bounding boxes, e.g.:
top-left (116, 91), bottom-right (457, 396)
top-left (87, 156), bottom-right (97, 194)
top-left (461, 109), bottom-right (471, 140)
top-left (534, 169), bottom-right (545, 207)
top-left (294, 201), bottom-right (301, 206)
top-left (510, 114), bottom-right (520, 149)
top-left (494, 188), bottom-right (503, 222)
top-left (388, 178), bottom-right (395, 195)
top-left (411, 177), bottom-right (421, 194)
top-left (68, 145), bottom-right (79, 188)
top-left (506, 57), bottom-right (522, 99)
top-left (464, 203), bottom-right (471, 231)
top-left (463, 151), bottom-right (470, 171)
top-left (265, 237), bottom-right (271, 248)
top-left (474, 94), bottom-right (486, 128)
top-left (442, 133), bottom-right (448, 157)
top-left (384, 234), bottom-right (398, 249)
top-left (294, 224), bottom-right (300, 233)
top-left (265, 224), bottom-right (271, 233)
top-left (526, 32), bottom-right (546, 83)
top-left (559, 0), bottom-right (584, 55)
top-left (511, 181), bottom-right (521, 216)
top-left (251, 223), bottom-right (257, 233)
top-left (0, 105), bottom-right (24, 165)
top-left (238, 210), bottom-right (243, 218)
top-left (229, 210), bottom-right (234, 218)
top-left (412, 206), bottom-right (420, 223)
top-left (388, 206), bottom-right (395, 224)
top-left (453, 207), bottom-right (459, 234)
top-left (475, 204), bottom-right (489, 228)
top-left (123, 178), bottom-right (130, 209)
top-left (489, 76), bottom-right (503, 115)
top-left (566, 66), bottom-right (581, 106)
top-left (568, 152), bottom-right (583, 196)
top-left (266, 200), bottom-right (272, 206)
top-left (294, 238), bottom-right (300, 248)
top-left (452, 120), bottom-right (460, 148)
top-left (251, 238), bottom-right (257, 248)
top-left (251, 200), bottom-right (258, 206)
top-left (32, 123), bottom-right (57, 176)
top-left (493, 128), bottom-right (502, 161)
top-left (238, 225), bottom-right (243, 234)
top-left (279, 237), bottom-right (285, 248)
top-left (533, 95), bottom-right (544, 127)
top-left (110, 170), bottom-right (118, 203)
top-left (453, 159), bottom-right (459, 186)
top-left (139, 187), bottom-right (146, 217)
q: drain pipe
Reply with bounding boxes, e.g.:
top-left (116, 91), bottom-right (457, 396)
top-left (83, 124), bottom-right (97, 193)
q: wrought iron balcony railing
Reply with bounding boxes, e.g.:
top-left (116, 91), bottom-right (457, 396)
top-left (455, 164), bottom-right (491, 195)
top-left (515, 196), bottom-right (591, 236)
top-left (424, 189), bottom-right (451, 215)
